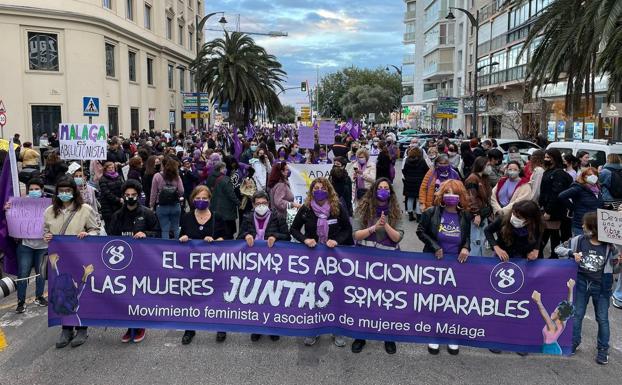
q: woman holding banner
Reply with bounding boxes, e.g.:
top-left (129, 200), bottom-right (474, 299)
top-left (43, 176), bottom-right (100, 349)
top-left (350, 178), bottom-right (404, 354)
top-left (99, 161), bottom-right (124, 232)
top-left (268, 162), bottom-right (300, 217)
top-left (3, 178), bottom-right (48, 314)
top-left (290, 177), bottom-right (353, 347)
top-left (238, 191), bottom-right (290, 342)
top-left (178, 185), bottom-right (227, 345)
top-left (416, 179), bottom-right (471, 356)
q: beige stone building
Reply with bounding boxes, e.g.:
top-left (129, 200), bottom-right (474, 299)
top-left (0, 0), bottom-right (204, 145)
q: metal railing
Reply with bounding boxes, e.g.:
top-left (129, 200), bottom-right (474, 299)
top-left (404, 10), bottom-right (417, 20)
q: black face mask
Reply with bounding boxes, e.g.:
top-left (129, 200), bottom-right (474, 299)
top-left (124, 196), bottom-right (138, 206)
top-left (155, 164), bottom-right (161, 172)
top-left (544, 160), bottom-right (553, 168)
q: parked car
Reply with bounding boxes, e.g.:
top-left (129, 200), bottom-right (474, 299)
top-left (495, 139), bottom-right (542, 163)
top-left (546, 140), bottom-right (622, 168)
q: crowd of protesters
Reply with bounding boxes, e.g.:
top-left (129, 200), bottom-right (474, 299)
top-left (1, 124), bottom-right (621, 365)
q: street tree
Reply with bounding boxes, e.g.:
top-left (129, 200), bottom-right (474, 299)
top-left (339, 84), bottom-right (394, 123)
top-left (192, 32), bottom-right (286, 127)
top-left (314, 67), bottom-right (400, 119)
top-left (274, 105), bottom-right (296, 123)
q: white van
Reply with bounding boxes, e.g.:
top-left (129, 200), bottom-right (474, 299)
top-left (546, 140), bottom-right (622, 167)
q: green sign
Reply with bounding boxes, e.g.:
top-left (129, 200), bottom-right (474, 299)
top-left (183, 96), bottom-right (210, 106)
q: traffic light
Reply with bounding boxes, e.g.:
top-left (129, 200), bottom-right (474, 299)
top-left (301, 81), bottom-right (307, 92)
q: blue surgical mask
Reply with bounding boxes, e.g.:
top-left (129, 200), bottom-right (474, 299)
top-left (58, 192), bottom-right (73, 202)
top-left (28, 190), bottom-right (42, 198)
top-left (74, 177), bottom-right (84, 186)
top-left (250, 145), bottom-right (258, 152)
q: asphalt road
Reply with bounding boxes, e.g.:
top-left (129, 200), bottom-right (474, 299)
top-left (0, 162), bottom-right (621, 385)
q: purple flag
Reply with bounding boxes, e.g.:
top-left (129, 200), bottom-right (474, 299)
top-left (274, 125), bottom-right (282, 142)
top-left (0, 150), bottom-right (17, 275)
top-left (233, 127), bottom-right (243, 161)
top-left (350, 120), bottom-right (361, 140)
top-left (246, 123), bottom-right (255, 141)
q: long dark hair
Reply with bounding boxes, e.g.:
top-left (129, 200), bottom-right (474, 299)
top-left (545, 148), bottom-right (563, 169)
top-left (356, 178), bottom-right (401, 227)
top-left (267, 161), bottom-right (287, 189)
top-left (501, 200), bottom-right (543, 247)
top-left (53, 176), bottom-right (85, 217)
top-left (161, 157), bottom-right (179, 181)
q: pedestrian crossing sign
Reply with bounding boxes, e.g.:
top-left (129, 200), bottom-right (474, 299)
top-left (83, 97), bottom-right (100, 116)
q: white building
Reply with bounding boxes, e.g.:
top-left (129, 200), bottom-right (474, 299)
top-left (0, 0), bottom-right (204, 145)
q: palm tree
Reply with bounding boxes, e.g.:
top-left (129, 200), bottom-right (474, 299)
top-left (519, 0), bottom-right (622, 117)
top-left (192, 32), bottom-right (286, 127)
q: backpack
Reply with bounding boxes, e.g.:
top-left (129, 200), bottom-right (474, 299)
top-left (50, 273), bottom-right (79, 315)
top-left (157, 176), bottom-right (180, 205)
top-left (605, 167), bottom-right (622, 199)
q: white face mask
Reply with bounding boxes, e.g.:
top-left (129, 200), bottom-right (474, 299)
top-left (585, 175), bottom-right (598, 185)
top-left (510, 214), bottom-right (526, 229)
top-left (254, 204), bottom-right (269, 216)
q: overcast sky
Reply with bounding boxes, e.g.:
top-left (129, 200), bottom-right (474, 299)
top-left (203, 0), bottom-right (405, 109)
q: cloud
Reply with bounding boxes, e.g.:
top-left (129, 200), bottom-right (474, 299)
top-left (203, 1), bottom-right (404, 106)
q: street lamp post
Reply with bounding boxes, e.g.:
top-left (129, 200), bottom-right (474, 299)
top-left (195, 12), bottom-right (227, 132)
top-left (386, 65), bottom-right (403, 123)
top-left (447, 8), bottom-right (479, 137)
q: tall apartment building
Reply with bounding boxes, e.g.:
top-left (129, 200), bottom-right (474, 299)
top-left (0, 0), bottom-right (203, 145)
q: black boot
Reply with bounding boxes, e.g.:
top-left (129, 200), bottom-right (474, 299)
top-left (408, 212), bottom-right (415, 221)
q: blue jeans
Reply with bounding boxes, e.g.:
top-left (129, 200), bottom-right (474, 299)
top-left (156, 204), bottom-right (181, 239)
top-left (572, 273), bottom-right (612, 351)
top-left (16, 244), bottom-right (47, 302)
top-left (406, 197), bottom-right (416, 212)
top-left (470, 218), bottom-right (487, 257)
top-left (613, 274), bottom-right (622, 304)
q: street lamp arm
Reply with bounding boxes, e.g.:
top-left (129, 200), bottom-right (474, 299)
top-left (449, 7), bottom-right (478, 27)
top-left (387, 64), bottom-right (402, 75)
top-left (277, 86), bottom-right (305, 96)
top-left (198, 12), bottom-right (225, 31)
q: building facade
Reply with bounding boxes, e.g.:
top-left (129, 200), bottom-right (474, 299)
top-left (0, 0), bottom-right (203, 145)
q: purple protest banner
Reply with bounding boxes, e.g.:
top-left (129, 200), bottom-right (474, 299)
top-left (47, 236), bottom-right (578, 355)
top-left (6, 197), bottom-right (52, 239)
top-left (298, 125), bottom-right (315, 149)
top-left (318, 120), bottom-right (335, 145)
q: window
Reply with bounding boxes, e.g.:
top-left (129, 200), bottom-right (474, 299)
top-left (166, 17), bottom-right (173, 39)
top-left (105, 43), bottom-right (115, 77)
top-left (103, 0), bottom-right (112, 9)
top-left (169, 110), bottom-right (176, 130)
top-left (189, 31), bottom-right (193, 51)
top-left (131, 108), bottom-right (139, 133)
top-left (147, 57), bottom-right (154, 85)
top-left (144, 3), bottom-right (151, 29)
top-left (126, 0), bottom-right (134, 20)
top-left (189, 72), bottom-right (195, 92)
top-left (28, 32), bottom-right (59, 71)
top-left (168, 64), bottom-right (174, 89)
top-left (178, 24), bottom-right (184, 46)
top-left (108, 106), bottom-right (119, 137)
top-left (31, 105), bottom-right (61, 146)
top-left (179, 67), bottom-right (185, 91)
top-left (149, 109), bottom-right (155, 132)
top-left (128, 51), bottom-right (136, 82)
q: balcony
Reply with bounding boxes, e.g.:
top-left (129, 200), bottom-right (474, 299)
top-left (402, 74), bottom-right (415, 84)
top-left (403, 32), bottom-right (416, 43)
top-left (403, 54), bottom-right (416, 64)
top-left (422, 62), bottom-right (454, 79)
top-left (404, 10), bottom-right (417, 21)
top-left (402, 94), bottom-right (415, 104)
top-left (477, 65), bottom-right (526, 88)
top-left (422, 87), bottom-right (454, 102)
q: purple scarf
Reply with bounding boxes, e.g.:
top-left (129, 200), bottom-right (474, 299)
top-left (587, 184), bottom-right (600, 197)
top-left (105, 171), bottom-right (119, 179)
top-left (311, 200), bottom-right (331, 244)
top-left (376, 203), bottom-right (389, 218)
top-left (254, 211), bottom-right (271, 240)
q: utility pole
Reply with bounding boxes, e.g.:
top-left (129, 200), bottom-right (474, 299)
top-left (316, 66), bottom-right (320, 119)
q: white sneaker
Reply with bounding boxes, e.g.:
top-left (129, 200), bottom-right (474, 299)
top-left (333, 335), bottom-right (346, 347)
top-left (448, 344), bottom-right (459, 350)
top-left (303, 336), bottom-right (318, 346)
top-left (428, 343), bottom-right (440, 349)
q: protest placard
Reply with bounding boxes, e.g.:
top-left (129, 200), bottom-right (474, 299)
top-left (58, 123), bottom-right (108, 160)
top-left (288, 164), bottom-right (332, 204)
top-left (49, 236), bottom-right (578, 355)
top-left (6, 197), bottom-right (52, 239)
top-left (318, 120), bottom-right (335, 145)
top-left (597, 209), bottom-right (622, 245)
top-left (298, 125), bottom-right (315, 149)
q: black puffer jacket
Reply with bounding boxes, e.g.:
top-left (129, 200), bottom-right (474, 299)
top-left (538, 167), bottom-right (573, 220)
top-left (402, 157), bottom-right (429, 198)
top-left (98, 174), bottom-right (123, 222)
top-left (237, 210), bottom-right (290, 241)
